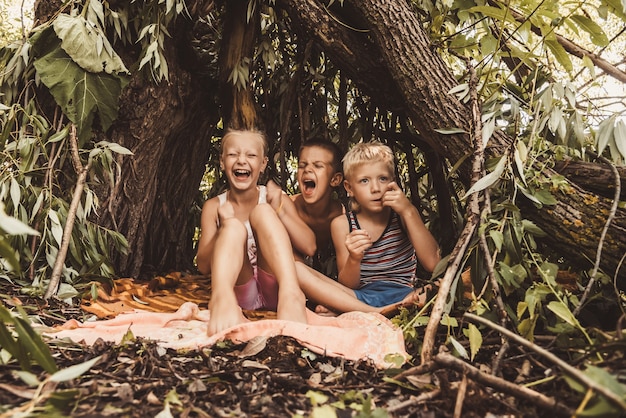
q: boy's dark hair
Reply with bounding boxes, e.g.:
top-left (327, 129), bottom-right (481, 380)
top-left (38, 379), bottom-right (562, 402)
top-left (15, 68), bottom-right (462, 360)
top-left (299, 139), bottom-right (344, 174)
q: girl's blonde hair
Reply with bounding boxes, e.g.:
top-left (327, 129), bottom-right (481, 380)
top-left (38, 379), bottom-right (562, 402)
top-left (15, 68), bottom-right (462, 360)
top-left (221, 127), bottom-right (269, 156)
top-left (342, 141), bottom-right (396, 211)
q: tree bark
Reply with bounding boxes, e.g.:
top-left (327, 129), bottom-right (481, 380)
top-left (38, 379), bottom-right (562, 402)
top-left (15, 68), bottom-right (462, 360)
top-left (554, 157), bottom-right (626, 201)
top-left (218, 0), bottom-right (260, 129)
top-left (97, 15), bottom-right (220, 279)
top-left (278, 0), bottom-right (626, 280)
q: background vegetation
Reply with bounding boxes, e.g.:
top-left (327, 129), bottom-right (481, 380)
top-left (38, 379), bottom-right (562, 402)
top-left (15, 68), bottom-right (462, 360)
top-left (0, 0), bottom-right (625, 415)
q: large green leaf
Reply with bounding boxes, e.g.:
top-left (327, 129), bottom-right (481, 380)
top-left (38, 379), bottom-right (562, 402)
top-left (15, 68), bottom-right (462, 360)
top-left (545, 39), bottom-right (573, 73)
top-left (32, 29), bottom-right (127, 143)
top-left (569, 15), bottom-right (609, 47)
top-left (53, 14), bottom-right (129, 75)
top-left (13, 316), bottom-right (58, 374)
top-left (50, 355), bottom-right (102, 383)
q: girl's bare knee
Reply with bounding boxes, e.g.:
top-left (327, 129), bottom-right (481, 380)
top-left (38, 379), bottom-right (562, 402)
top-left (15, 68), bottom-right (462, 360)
top-left (219, 218), bottom-right (248, 241)
top-left (250, 203), bottom-right (276, 226)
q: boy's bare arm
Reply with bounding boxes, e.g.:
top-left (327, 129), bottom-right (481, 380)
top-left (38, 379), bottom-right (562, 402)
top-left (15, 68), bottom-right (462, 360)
top-left (331, 215), bottom-right (364, 289)
top-left (195, 198), bottom-right (220, 275)
top-left (383, 182), bottom-right (440, 272)
top-left (266, 181), bottom-right (316, 257)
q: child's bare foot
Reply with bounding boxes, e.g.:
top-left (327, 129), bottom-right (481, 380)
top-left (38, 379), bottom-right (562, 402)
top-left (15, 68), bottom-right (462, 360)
top-left (207, 293), bottom-right (248, 336)
top-left (314, 304), bottom-right (339, 317)
top-left (379, 284), bottom-right (437, 317)
top-left (276, 285), bottom-right (308, 324)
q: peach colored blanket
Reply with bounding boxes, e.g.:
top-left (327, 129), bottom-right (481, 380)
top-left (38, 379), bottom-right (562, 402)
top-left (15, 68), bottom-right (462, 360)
top-left (47, 302), bottom-right (408, 369)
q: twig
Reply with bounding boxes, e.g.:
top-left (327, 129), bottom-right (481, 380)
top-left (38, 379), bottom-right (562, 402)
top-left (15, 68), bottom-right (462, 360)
top-left (393, 360), bottom-right (438, 380)
top-left (478, 228), bottom-right (510, 374)
top-left (614, 252), bottom-right (626, 321)
top-left (385, 388), bottom-right (441, 414)
top-left (44, 124), bottom-right (92, 299)
top-left (465, 313), bottom-right (626, 412)
top-left (421, 220), bottom-right (477, 363)
top-left (453, 373), bottom-right (468, 418)
top-left (434, 352), bottom-right (574, 416)
top-left (574, 155), bottom-right (621, 316)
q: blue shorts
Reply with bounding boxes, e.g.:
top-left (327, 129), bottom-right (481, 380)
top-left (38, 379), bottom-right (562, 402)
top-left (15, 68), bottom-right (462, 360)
top-left (354, 281), bottom-right (414, 307)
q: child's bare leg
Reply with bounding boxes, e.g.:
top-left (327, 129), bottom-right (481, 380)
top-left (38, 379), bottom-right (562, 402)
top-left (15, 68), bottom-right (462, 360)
top-left (295, 262), bottom-right (382, 314)
top-left (251, 204), bottom-right (308, 324)
top-left (207, 219), bottom-right (250, 335)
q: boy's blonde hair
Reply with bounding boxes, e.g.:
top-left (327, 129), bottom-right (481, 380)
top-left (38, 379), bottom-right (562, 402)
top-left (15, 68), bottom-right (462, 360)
top-left (343, 141), bottom-right (395, 212)
top-left (342, 141), bottom-right (395, 180)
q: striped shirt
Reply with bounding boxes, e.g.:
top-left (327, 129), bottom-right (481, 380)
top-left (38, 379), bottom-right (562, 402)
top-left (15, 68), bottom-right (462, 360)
top-left (347, 210), bottom-right (417, 287)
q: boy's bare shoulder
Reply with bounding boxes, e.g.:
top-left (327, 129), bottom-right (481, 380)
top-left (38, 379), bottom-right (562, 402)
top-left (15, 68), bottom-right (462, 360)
top-left (330, 212), bottom-right (346, 227)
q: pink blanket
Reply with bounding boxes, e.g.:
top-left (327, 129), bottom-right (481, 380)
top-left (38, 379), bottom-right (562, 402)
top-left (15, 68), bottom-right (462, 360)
top-left (47, 302), bottom-right (408, 369)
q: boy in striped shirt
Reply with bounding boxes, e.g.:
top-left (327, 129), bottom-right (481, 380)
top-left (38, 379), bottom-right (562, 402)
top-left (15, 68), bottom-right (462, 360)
top-left (296, 141), bottom-right (440, 314)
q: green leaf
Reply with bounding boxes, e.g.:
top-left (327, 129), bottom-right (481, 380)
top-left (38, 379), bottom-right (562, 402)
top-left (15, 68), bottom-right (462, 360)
top-left (47, 126), bottom-right (69, 144)
top-left (569, 15), bottom-right (609, 46)
top-left (533, 188), bottom-right (557, 206)
top-left (468, 323), bottom-right (482, 361)
top-left (12, 316), bottom-right (58, 373)
top-left (546, 300), bottom-right (580, 328)
top-left (440, 314), bottom-right (458, 327)
top-left (583, 365), bottom-right (626, 397)
top-left (32, 28), bottom-right (128, 143)
top-left (489, 229), bottom-right (503, 251)
top-left (448, 335), bottom-right (469, 359)
top-left (462, 155), bottom-right (507, 199)
top-left (545, 39), bottom-right (573, 72)
top-left (53, 14), bottom-right (129, 75)
top-left (50, 355), bottom-right (102, 382)
top-left (468, 5), bottom-right (518, 25)
top-left (601, 0), bottom-right (626, 19)
top-left (0, 239), bottom-right (20, 272)
top-left (105, 142), bottom-right (133, 155)
top-left (434, 128), bottom-right (468, 135)
top-left (596, 116), bottom-right (616, 155)
top-left (521, 220), bottom-right (546, 237)
top-left (0, 321), bottom-right (22, 364)
top-left (614, 119), bottom-right (626, 159)
top-left (0, 205), bottom-right (40, 236)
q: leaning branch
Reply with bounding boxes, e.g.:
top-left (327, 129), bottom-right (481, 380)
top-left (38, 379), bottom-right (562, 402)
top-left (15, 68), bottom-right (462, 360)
top-left (44, 125), bottom-right (91, 300)
top-left (421, 59), bottom-right (484, 363)
top-left (465, 313), bottom-right (626, 412)
top-left (492, 0), bottom-right (626, 84)
top-left (433, 352), bottom-right (575, 416)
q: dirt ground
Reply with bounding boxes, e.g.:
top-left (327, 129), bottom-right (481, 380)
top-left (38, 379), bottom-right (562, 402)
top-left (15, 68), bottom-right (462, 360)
top-left (0, 280), bottom-right (612, 417)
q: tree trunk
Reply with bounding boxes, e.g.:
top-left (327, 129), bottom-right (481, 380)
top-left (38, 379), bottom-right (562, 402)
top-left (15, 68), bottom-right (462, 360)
top-left (218, 0), bottom-right (260, 129)
top-left (278, 0), bottom-right (626, 281)
top-left (554, 157), bottom-right (626, 201)
top-left (98, 18), bottom-right (220, 279)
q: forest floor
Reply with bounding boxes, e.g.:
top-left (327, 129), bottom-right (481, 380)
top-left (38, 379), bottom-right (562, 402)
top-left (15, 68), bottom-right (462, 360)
top-left (0, 279), bottom-right (623, 417)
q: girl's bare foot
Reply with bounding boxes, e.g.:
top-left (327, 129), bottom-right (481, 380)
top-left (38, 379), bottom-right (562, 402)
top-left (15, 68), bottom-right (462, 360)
top-left (276, 285), bottom-right (308, 324)
top-left (207, 292), bottom-right (249, 336)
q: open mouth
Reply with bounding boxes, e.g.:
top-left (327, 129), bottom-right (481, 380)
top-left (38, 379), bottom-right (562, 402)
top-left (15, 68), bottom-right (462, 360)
top-left (234, 169), bottom-right (251, 179)
top-left (303, 179), bottom-right (316, 193)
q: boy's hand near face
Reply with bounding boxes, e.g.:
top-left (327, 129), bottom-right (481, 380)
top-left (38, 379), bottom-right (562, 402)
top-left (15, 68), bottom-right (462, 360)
top-left (382, 182), bottom-right (412, 215)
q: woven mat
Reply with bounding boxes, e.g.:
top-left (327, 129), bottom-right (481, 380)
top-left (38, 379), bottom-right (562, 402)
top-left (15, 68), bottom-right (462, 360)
top-left (81, 271), bottom-right (275, 321)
